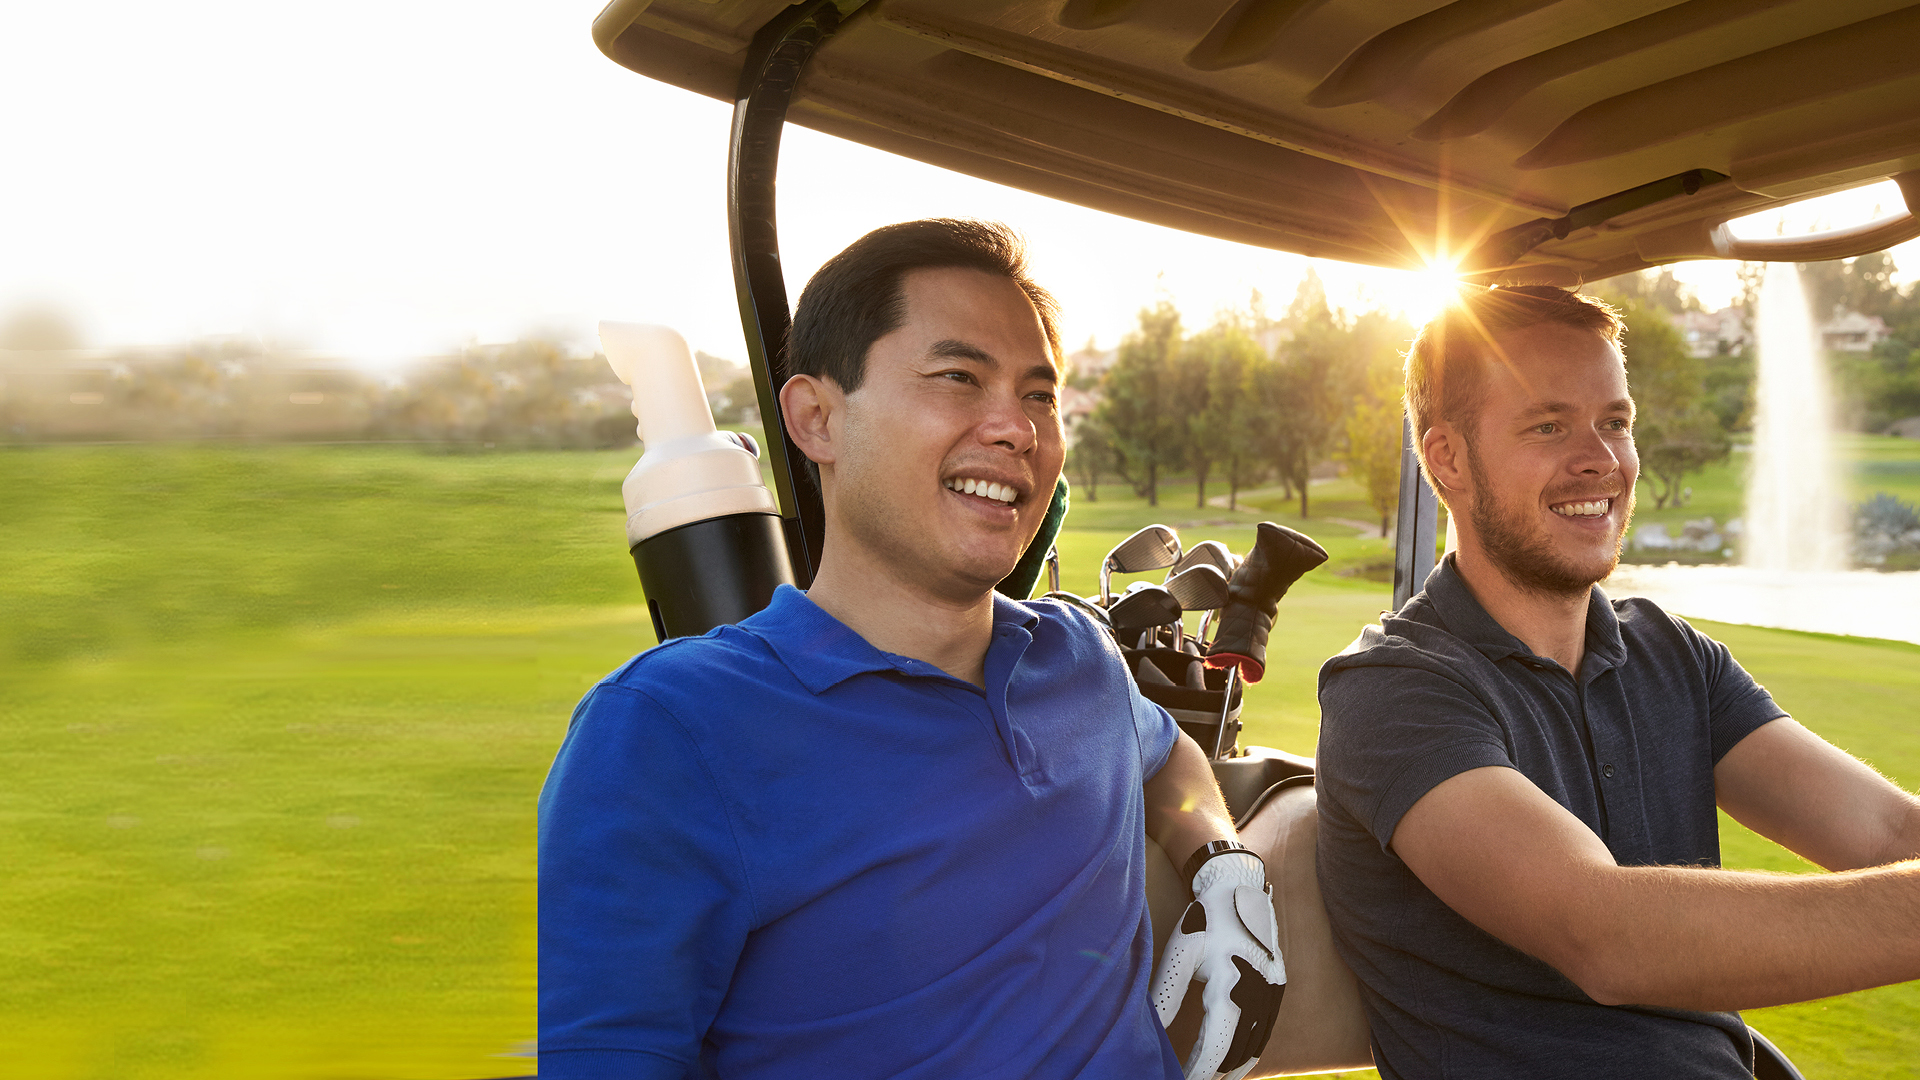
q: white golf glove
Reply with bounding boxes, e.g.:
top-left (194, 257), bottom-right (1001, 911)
top-left (1153, 849), bottom-right (1286, 1080)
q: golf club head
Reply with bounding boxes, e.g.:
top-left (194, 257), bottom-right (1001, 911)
top-left (1206, 522), bottom-right (1330, 683)
top-left (1108, 584), bottom-right (1182, 635)
top-left (1168, 539), bottom-right (1236, 580)
top-left (1100, 524), bottom-right (1181, 603)
top-left (1165, 563), bottom-right (1230, 612)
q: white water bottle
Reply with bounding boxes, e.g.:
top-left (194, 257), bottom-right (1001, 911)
top-left (601, 321), bottom-right (795, 641)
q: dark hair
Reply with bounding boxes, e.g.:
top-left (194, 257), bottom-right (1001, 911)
top-left (1404, 284), bottom-right (1623, 489)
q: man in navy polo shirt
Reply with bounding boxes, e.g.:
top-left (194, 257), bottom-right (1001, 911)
top-left (1315, 285), bottom-right (1920, 1079)
top-left (539, 220), bottom-right (1277, 1079)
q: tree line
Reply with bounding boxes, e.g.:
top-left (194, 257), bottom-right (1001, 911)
top-left (1073, 253), bottom-right (1920, 526)
top-left (1071, 271), bottom-right (1412, 532)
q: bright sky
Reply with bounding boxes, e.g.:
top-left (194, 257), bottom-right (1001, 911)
top-left (5, 0), bottom-right (1915, 371)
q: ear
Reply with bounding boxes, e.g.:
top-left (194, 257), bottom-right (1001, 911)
top-left (1422, 422), bottom-right (1469, 497)
top-left (780, 373), bottom-right (841, 470)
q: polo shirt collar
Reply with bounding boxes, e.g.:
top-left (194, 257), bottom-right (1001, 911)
top-left (1418, 554), bottom-right (1626, 679)
top-left (746, 584), bottom-right (1040, 695)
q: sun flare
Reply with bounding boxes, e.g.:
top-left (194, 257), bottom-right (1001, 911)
top-left (1401, 261), bottom-right (1464, 326)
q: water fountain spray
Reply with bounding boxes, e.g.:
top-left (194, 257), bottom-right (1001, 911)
top-left (1744, 264), bottom-right (1847, 573)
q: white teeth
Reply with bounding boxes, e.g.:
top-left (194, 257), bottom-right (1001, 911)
top-left (944, 478), bottom-right (1015, 505)
top-left (1552, 499), bottom-right (1610, 517)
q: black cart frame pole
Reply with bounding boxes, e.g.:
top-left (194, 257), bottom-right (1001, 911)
top-left (1392, 415), bottom-right (1440, 610)
top-left (727, 0), bottom-right (843, 588)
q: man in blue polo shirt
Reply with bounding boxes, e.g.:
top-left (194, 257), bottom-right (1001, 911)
top-left (539, 220), bottom-right (1279, 1079)
top-left (1315, 285), bottom-right (1920, 1079)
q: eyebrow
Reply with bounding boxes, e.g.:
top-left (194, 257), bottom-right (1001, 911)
top-left (926, 338), bottom-right (1058, 383)
top-left (1518, 398), bottom-right (1635, 419)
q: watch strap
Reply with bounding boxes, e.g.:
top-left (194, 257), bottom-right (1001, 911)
top-left (1183, 839), bottom-right (1261, 888)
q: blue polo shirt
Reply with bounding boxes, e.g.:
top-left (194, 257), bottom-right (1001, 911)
top-left (539, 585), bottom-right (1183, 1080)
top-left (1315, 555), bottom-right (1786, 1080)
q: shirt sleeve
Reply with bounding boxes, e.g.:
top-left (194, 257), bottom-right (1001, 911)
top-left (538, 682), bottom-right (755, 1080)
top-left (1672, 617), bottom-right (1788, 762)
top-left (1316, 662), bottom-right (1514, 851)
top-left (1132, 683), bottom-right (1180, 779)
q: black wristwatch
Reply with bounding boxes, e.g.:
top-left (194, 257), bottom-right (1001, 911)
top-left (1182, 839), bottom-right (1262, 888)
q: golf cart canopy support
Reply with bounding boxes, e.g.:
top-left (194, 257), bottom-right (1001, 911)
top-left (598, 0), bottom-right (1920, 283)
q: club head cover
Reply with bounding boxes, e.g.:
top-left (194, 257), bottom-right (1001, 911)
top-left (1204, 522), bottom-right (1328, 682)
top-left (996, 475), bottom-right (1070, 599)
top-left (1152, 853), bottom-right (1286, 1080)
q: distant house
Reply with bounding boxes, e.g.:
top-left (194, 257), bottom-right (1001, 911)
top-left (1067, 342), bottom-right (1116, 383)
top-left (1887, 416), bottom-right (1920, 439)
top-left (1062, 343), bottom-right (1114, 440)
top-left (1661, 305), bottom-right (1886, 357)
top-left (1672, 308), bottom-right (1747, 358)
top-left (1060, 383), bottom-right (1100, 435)
top-left (1819, 310), bottom-right (1888, 353)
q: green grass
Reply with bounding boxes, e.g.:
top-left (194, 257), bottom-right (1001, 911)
top-left (1851, 433), bottom-right (1920, 506)
top-left (0, 445), bottom-right (651, 1079)
top-left (1702, 621), bottom-right (1920, 1075)
top-left (4, 444), bottom-right (1918, 1078)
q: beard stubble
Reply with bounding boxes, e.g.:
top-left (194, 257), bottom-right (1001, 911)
top-left (1462, 441), bottom-right (1633, 600)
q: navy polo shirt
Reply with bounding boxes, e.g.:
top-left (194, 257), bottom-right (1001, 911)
top-left (1315, 555), bottom-right (1786, 1080)
top-left (538, 585), bottom-right (1183, 1080)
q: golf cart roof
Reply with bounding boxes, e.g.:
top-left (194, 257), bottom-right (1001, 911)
top-left (594, 0), bottom-right (1920, 283)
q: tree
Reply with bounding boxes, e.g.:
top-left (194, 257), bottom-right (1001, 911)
top-left (1174, 329), bottom-right (1218, 507)
top-left (1202, 318), bottom-right (1272, 511)
top-left (1262, 272), bottom-right (1346, 518)
top-left (1096, 301), bottom-right (1185, 506)
top-left (0, 304), bottom-right (84, 351)
top-left (1617, 299), bottom-right (1730, 509)
top-left (1068, 414), bottom-right (1115, 502)
top-left (1798, 253), bottom-right (1920, 430)
top-left (1341, 365), bottom-right (1404, 537)
top-left (1179, 316), bottom-right (1269, 508)
top-left (1637, 410), bottom-right (1732, 510)
top-left (1800, 253), bottom-right (1901, 320)
top-left (370, 339), bottom-right (633, 448)
top-left (1588, 267), bottom-right (1700, 316)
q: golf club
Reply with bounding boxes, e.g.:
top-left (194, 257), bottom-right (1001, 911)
top-left (1167, 539), bottom-right (1236, 580)
top-left (1099, 525), bottom-right (1181, 605)
top-left (1107, 584), bottom-right (1182, 641)
top-left (1164, 563), bottom-right (1230, 651)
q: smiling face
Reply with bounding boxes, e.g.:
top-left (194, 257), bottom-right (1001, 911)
top-left (819, 266), bottom-right (1065, 601)
top-left (1450, 322), bottom-right (1638, 597)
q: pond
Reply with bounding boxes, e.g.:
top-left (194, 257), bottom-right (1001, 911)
top-left (1603, 563), bottom-right (1920, 645)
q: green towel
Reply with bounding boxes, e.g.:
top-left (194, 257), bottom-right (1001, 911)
top-left (995, 475), bottom-right (1071, 599)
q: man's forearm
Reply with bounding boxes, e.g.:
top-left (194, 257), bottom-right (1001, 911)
top-left (1399, 764), bottom-right (1920, 1014)
top-left (1144, 733), bottom-right (1236, 870)
top-left (1560, 858), bottom-right (1920, 1011)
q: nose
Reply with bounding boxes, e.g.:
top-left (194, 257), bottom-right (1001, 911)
top-left (977, 389), bottom-right (1038, 454)
top-left (1568, 424), bottom-right (1621, 477)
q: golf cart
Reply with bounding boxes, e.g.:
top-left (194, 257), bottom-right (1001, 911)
top-left (588, 1), bottom-right (1920, 1074)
